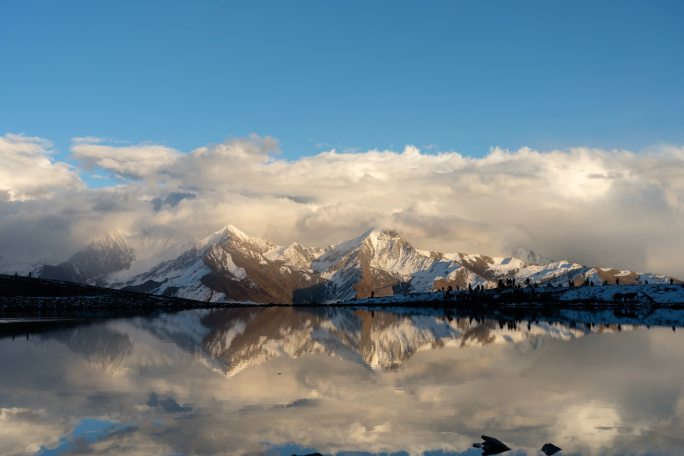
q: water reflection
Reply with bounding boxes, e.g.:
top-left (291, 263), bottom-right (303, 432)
top-left (1, 306), bottom-right (683, 455)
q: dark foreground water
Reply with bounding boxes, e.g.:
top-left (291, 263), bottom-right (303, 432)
top-left (1, 307), bottom-right (684, 456)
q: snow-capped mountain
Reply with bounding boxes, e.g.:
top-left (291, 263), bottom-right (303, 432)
top-left (36, 230), bottom-right (192, 287)
top-left (134, 307), bottom-right (589, 375)
top-left (41, 307), bottom-right (611, 376)
top-left (35, 225), bottom-right (678, 303)
top-left (118, 225), bottom-right (324, 303)
top-left (37, 232), bottom-right (136, 286)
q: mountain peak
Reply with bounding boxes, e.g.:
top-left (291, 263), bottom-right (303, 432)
top-left (88, 231), bottom-right (130, 251)
top-left (221, 224), bottom-right (250, 239)
top-left (363, 227), bottom-right (401, 237)
top-left (352, 227), bottom-right (404, 245)
top-left (510, 247), bottom-right (554, 266)
top-left (200, 224), bottom-right (252, 248)
top-left (376, 228), bottom-right (401, 239)
top-left (323, 227), bottom-right (411, 256)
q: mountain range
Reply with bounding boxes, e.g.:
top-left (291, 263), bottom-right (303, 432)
top-left (31, 225), bottom-right (676, 304)
top-left (44, 305), bottom-right (683, 377)
top-left (37, 307), bottom-right (588, 375)
top-left (135, 307), bottom-right (588, 375)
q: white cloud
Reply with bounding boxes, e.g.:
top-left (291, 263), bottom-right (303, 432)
top-left (71, 142), bottom-right (180, 179)
top-left (1, 133), bottom-right (683, 278)
top-left (71, 136), bottom-right (103, 144)
top-left (0, 134), bottom-right (84, 201)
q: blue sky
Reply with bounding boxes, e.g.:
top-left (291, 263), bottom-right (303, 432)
top-left (1, 0), bottom-right (683, 162)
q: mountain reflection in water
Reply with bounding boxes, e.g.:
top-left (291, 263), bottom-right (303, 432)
top-left (1, 306), bottom-right (683, 455)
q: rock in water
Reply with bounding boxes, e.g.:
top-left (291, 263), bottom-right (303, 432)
top-left (472, 435), bottom-right (511, 455)
top-left (541, 443), bottom-right (562, 455)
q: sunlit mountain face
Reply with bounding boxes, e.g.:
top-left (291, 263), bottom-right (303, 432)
top-left (32, 226), bottom-right (678, 304)
top-left (1, 307), bottom-right (684, 455)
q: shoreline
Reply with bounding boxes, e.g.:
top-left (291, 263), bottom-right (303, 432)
top-left (2, 274), bottom-right (683, 316)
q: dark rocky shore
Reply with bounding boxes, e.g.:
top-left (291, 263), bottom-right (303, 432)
top-left (2, 274), bottom-right (684, 339)
top-left (2, 274), bottom-right (683, 318)
top-left (347, 283), bottom-right (684, 307)
top-left (0, 274), bottom-right (223, 314)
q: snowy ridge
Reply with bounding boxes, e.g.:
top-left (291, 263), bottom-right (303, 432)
top-left (264, 242), bottom-right (324, 272)
top-left (312, 228), bottom-right (376, 273)
top-left (122, 248), bottom-right (221, 302)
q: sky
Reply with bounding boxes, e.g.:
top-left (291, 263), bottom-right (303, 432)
top-left (1, 1), bottom-right (683, 277)
top-left (2, 0), bottom-right (683, 160)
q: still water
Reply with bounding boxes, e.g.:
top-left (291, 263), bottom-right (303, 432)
top-left (1, 307), bottom-right (683, 456)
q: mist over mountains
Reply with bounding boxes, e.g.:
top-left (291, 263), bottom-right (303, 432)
top-left (32, 225), bottom-right (675, 304)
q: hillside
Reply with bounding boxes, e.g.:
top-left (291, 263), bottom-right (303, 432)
top-left (0, 274), bottom-right (216, 311)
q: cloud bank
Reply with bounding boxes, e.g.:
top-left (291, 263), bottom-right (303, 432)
top-left (1, 133), bottom-right (683, 278)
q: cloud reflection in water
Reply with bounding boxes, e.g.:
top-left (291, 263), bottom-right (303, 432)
top-left (0, 307), bottom-right (682, 455)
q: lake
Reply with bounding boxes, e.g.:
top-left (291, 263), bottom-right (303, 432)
top-left (1, 306), bottom-right (683, 455)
